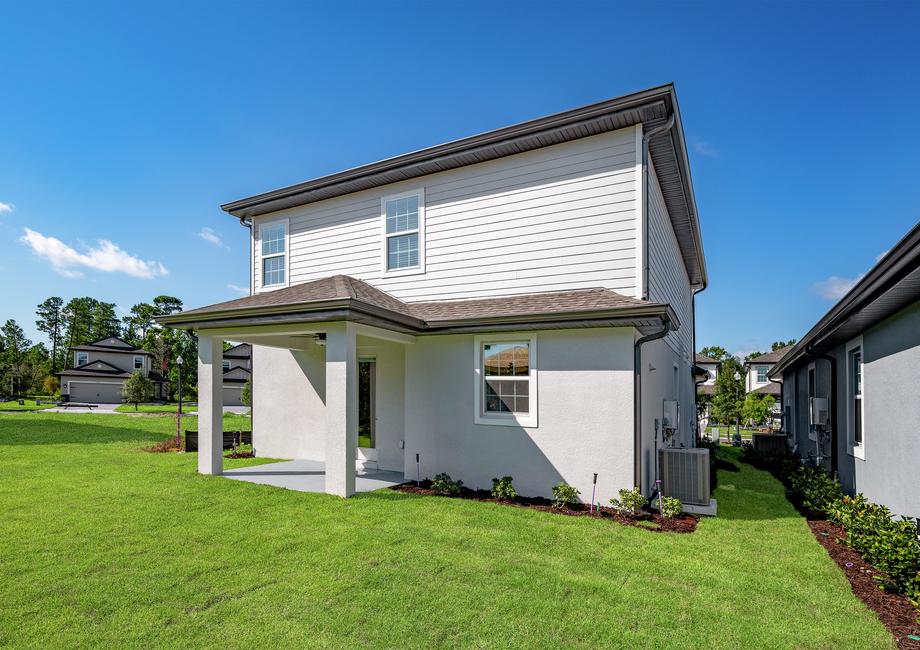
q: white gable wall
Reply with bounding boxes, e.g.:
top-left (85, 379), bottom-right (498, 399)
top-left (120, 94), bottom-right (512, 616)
top-left (252, 126), bottom-right (641, 301)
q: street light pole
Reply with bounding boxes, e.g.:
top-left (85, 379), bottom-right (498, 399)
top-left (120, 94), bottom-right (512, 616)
top-left (176, 355), bottom-right (184, 450)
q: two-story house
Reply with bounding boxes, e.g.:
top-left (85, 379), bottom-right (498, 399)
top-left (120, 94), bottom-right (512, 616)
top-left (743, 346), bottom-right (791, 424)
top-left (159, 84), bottom-right (707, 500)
top-left (222, 343), bottom-right (251, 406)
top-left (58, 337), bottom-right (168, 403)
top-left (694, 352), bottom-right (720, 429)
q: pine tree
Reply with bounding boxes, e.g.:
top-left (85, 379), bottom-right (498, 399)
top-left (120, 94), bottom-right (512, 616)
top-left (36, 297), bottom-right (64, 372)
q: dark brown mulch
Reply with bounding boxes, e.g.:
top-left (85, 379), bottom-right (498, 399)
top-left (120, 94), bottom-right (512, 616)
top-left (808, 520), bottom-right (919, 648)
top-left (391, 482), bottom-right (697, 533)
top-left (224, 451), bottom-right (255, 459)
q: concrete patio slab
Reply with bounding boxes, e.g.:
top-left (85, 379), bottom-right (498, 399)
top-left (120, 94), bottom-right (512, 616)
top-left (222, 459), bottom-right (407, 494)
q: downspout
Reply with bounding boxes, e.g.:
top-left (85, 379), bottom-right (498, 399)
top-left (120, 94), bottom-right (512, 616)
top-left (634, 315), bottom-right (673, 491)
top-left (640, 112), bottom-right (676, 300)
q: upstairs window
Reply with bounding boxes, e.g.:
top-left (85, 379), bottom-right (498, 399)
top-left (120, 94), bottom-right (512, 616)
top-left (223, 360), bottom-right (231, 372)
top-left (133, 355), bottom-right (144, 370)
top-left (76, 351), bottom-right (88, 366)
top-left (382, 190), bottom-right (424, 274)
top-left (756, 366), bottom-right (768, 383)
top-left (260, 220), bottom-right (287, 287)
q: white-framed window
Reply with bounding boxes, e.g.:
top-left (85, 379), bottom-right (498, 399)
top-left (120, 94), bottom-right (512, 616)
top-left (259, 218), bottom-right (288, 289)
top-left (133, 355), bottom-right (144, 370)
top-left (756, 365), bottom-right (768, 383)
top-left (846, 337), bottom-right (865, 459)
top-left (223, 360), bottom-right (231, 372)
top-left (76, 351), bottom-right (88, 366)
top-left (473, 333), bottom-right (538, 427)
top-left (381, 189), bottom-right (425, 275)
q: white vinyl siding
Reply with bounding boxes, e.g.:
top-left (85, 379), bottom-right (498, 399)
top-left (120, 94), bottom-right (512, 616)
top-left (251, 127), bottom-right (639, 298)
top-left (645, 155), bottom-right (693, 359)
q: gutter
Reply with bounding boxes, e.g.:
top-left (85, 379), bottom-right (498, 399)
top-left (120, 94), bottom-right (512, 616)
top-left (634, 315), bottom-right (673, 491)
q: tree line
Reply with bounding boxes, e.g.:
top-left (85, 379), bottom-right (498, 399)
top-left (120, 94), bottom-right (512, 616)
top-left (698, 340), bottom-right (796, 428)
top-left (1, 295), bottom-right (196, 399)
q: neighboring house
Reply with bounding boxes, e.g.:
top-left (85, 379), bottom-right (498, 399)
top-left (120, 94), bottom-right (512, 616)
top-left (159, 84), bottom-right (708, 500)
top-left (58, 337), bottom-right (168, 403)
top-left (222, 343), bottom-right (251, 406)
top-left (770, 221), bottom-right (920, 519)
top-left (694, 353), bottom-right (720, 429)
top-left (743, 346), bottom-right (791, 424)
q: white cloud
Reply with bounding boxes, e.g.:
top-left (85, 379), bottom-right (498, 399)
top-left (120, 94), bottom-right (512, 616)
top-left (690, 137), bottom-right (719, 158)
top-left (875, 249), bottom-right (889, 262)
top-left (198, 227), bottom-right (228, 249)
top-left (0, 201), bottom-right (14, 214)
top-left (227, 283), bottom-right (249, 295)
top-left (812, 275), bottom-right (862, 301)
top-left (20, 228), bottom-right (168, 279)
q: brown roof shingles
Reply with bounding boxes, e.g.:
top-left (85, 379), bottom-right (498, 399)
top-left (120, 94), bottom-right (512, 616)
top-left (164, 275), bottom-right (670, 330)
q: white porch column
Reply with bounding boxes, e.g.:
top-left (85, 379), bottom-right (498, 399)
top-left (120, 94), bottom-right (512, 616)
top-left (324, 322), bottom-right (357, 497)
top-left (197, 333), bottom-right (224, 475)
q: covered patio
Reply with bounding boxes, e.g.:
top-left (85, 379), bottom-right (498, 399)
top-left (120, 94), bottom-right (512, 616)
top-left (223, 459), bottom-right (406, 493)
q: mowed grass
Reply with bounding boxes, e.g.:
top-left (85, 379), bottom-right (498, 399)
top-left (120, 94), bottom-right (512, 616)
top-left (0, 399), bottom-right (53, 412)
top-left (114, 403), bottom-right (197, 414)
top-left (0, 414), bottom-right (894, 649)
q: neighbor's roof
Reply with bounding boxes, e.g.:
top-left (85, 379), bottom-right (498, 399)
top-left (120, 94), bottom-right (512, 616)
top-left (770, 220), bottom-right (920, 378)
top-left (751, 382), bottom-right (781, 397)
top-left (221, 84), bottom-right (706, 289)
top-left (223, 343), bottom-right (252, 359)
top-left (695, 353), bottom-right (720, 364)
top-left (697, 384), bottom-right (716, 396)
top-left (157, 275), bottom-right (680, 334)
top-left (70, 337), bottom-right (151, 355)
top-left (744, 346), bottom-right (794, 366)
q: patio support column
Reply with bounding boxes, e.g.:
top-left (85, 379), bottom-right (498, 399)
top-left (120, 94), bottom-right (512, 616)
top-left (197, 333), bottom-right (224, 475)
top-left (324, 322), bottom-right (357, 497)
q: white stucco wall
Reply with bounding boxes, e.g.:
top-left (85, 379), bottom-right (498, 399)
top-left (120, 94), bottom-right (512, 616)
top-left (404, 328), bottom-right (635, 503)
top-left (252, 343), bottom-right (327, 460)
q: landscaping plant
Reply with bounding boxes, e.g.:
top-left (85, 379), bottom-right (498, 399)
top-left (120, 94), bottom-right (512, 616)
top-left (551, 482), bottom-right (580, 508)
top-left (490, 476), bottom-right (517, 500)
top-left (225, 442), bottom-right (254, 458)
top-left (660, 496), bottom-right (682, 519)
top-left (788, 465), bottom-right (844, 514)
top-left (609, 487), bottom-right (646, 517)
top-left (431, 473), bottom-right (463, 496)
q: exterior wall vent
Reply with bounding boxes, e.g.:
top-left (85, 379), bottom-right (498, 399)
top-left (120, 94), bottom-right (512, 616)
top-left (658, 448), bottom-right (710, 506)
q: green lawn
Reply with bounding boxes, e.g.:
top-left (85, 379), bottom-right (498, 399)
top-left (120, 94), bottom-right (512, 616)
top-left (0, 413), bottom-right (894, 648)
top-left (114, 403), bottom-right (198, 414)
top-left (0, 399), bottom-right (53, 412)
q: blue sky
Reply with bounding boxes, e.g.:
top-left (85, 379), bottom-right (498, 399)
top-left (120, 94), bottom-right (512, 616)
top-left (2, 1), bottom-right (918, 356)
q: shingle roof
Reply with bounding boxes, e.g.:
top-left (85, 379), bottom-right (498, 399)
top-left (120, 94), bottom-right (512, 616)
top-left (745, 346), bottom-right (794, 366)
top-left (695, 353), bottom-right (720, 364)
top-left (752, 382), bottom-right (781, 397)
top-left (161, 275), bottom-right (674, 332)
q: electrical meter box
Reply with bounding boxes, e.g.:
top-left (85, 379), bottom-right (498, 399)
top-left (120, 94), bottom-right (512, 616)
top-left (662, 400), bottom-right (679, 431)
top-left (809, 397), bottom-right (828, 427)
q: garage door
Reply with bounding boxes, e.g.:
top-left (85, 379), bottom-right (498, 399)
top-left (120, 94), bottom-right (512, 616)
top-left (223, 385), bottom-right (243, 406)
top-left (69, 381), bottom-right (124, 404)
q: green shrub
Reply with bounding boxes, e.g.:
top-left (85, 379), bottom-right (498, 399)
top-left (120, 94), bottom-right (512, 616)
top-left (788, 465), bottom-right (844, 514)
top-left (431, 473), bottom-right (463, 496)
top-left (491, 476), bottom-right (517, 500)
top-left (660, 496), bottom-right (682, 519)
top-left (609, 487), bottom-right (646, 517)
top-left (224, 442), bottom-right (253, 458)
top-left (829, 495), bottom-right (920, 602)
top-left (551, 482), bottom-right (580, 508)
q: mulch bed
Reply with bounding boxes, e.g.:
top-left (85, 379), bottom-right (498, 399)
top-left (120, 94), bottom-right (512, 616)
top-left (391, 482), bottom-right (697, 533)
top-left (807, 520), bottom-right (919, 648)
